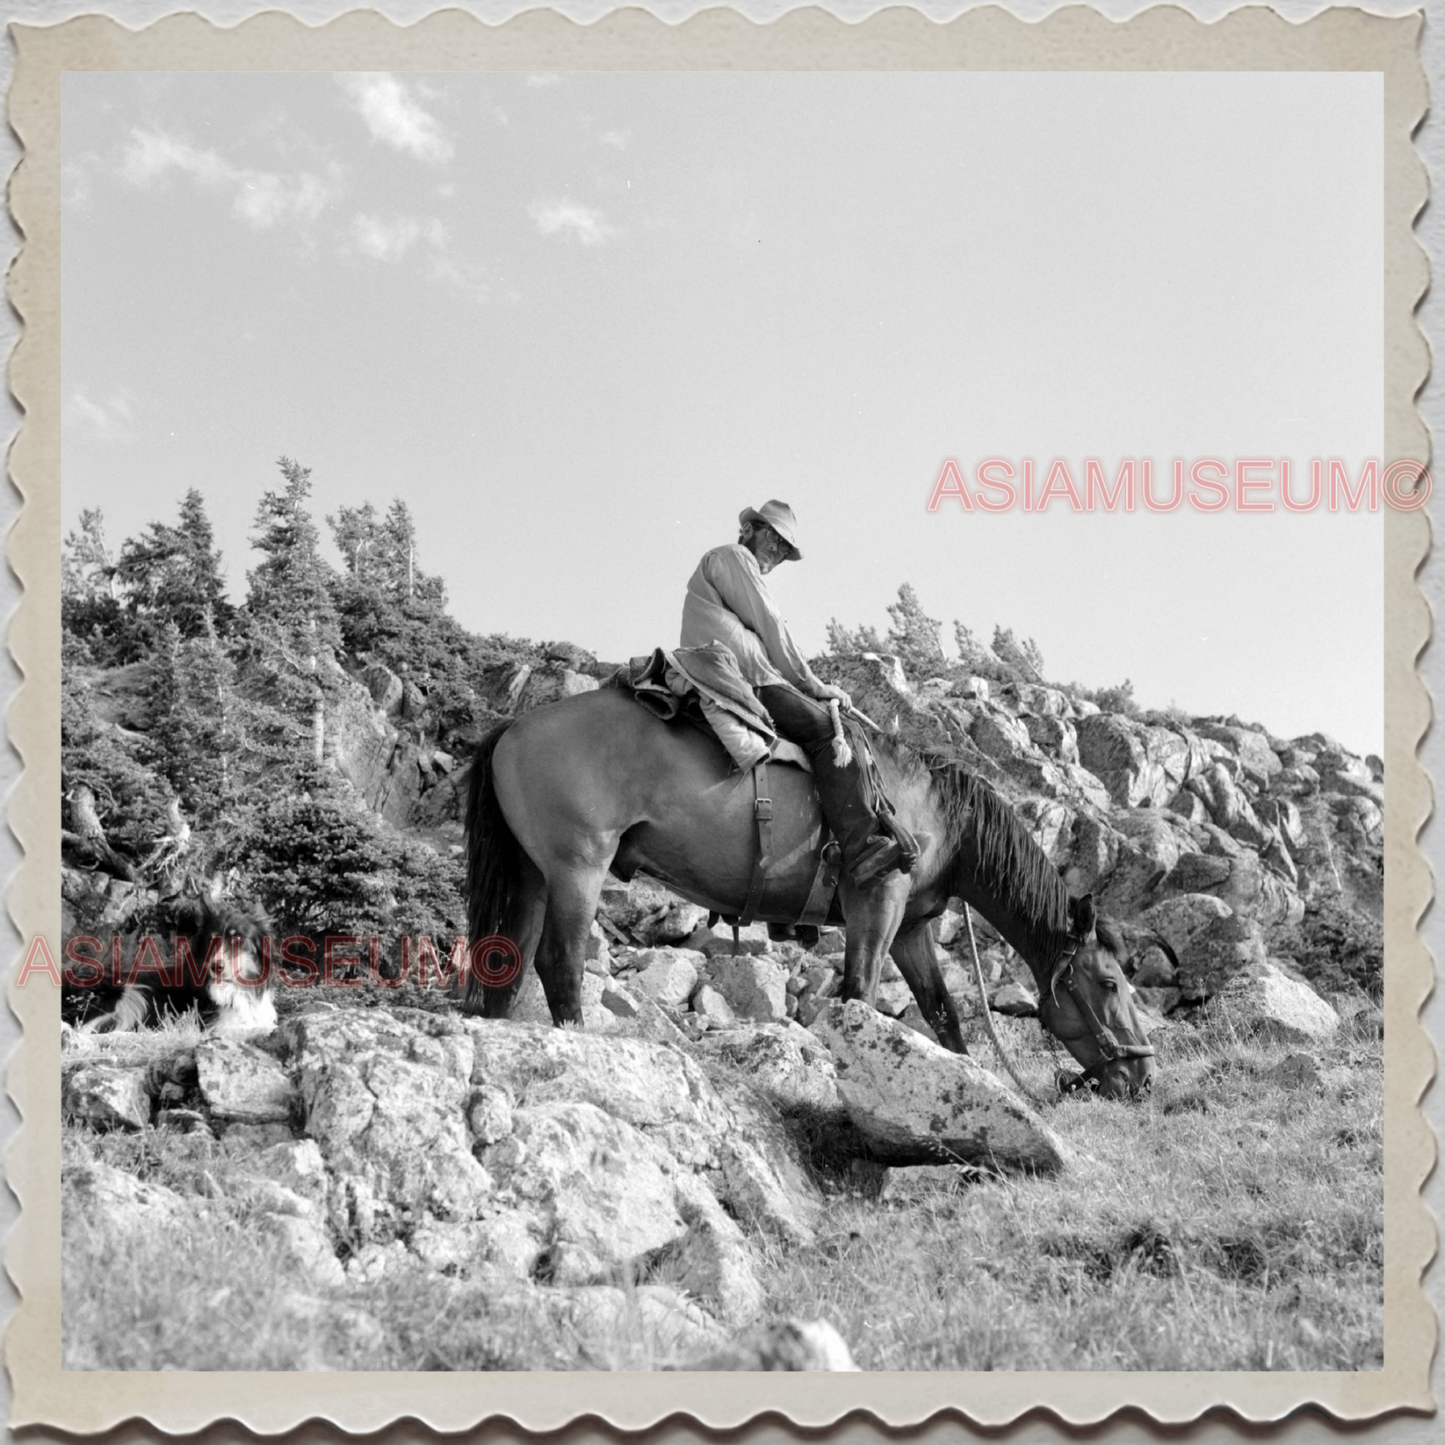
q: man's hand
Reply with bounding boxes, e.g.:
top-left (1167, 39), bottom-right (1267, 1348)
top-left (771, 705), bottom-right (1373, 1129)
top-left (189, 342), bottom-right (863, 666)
top-left (814, 682), bottom-right (853, 709)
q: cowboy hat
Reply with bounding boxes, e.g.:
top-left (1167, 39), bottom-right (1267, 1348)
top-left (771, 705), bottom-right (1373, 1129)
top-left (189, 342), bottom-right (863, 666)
top-left (738, 500), bottom-right (803, 560)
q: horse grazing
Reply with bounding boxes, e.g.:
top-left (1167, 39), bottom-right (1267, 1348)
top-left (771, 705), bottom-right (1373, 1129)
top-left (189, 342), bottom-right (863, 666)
top-left (63, 894), bottom-right (277, 1035)
top-left (465, 687), bottom-right (1155, 1099)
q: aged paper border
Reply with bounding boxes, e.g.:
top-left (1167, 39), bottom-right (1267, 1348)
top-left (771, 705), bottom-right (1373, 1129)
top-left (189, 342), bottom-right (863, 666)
top-left (4, 4), bottom-right (1433, 1434)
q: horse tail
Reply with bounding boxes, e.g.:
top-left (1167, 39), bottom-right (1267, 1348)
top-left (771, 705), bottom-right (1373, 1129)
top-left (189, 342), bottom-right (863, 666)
top-left (465, 721), bottom-right (522, 1007)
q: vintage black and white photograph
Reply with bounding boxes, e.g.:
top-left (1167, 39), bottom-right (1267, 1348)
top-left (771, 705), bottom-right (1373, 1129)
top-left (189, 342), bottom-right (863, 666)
top-left (53, 58), bottom-right (1391, 1382)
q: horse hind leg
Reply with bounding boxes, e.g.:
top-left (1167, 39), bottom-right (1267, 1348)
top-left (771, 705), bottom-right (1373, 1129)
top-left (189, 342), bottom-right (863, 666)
top-left (533, 862), bottom-right (609, 1028)
top-left (478, 854), bottom-right (547, 1019)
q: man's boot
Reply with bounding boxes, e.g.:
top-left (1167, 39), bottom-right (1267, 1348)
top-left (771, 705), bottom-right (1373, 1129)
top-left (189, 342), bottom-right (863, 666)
top-left (751, 681), bottom-right (927, 886)
top-left (810, 751), bottom-right (924, 886)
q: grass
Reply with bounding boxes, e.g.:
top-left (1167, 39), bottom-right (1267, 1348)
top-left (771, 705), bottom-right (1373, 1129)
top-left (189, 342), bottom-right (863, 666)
top-left (61, 997), bottom-right (1383, 1372)
top-left (762, 1011), bottom-right (1384, 1371)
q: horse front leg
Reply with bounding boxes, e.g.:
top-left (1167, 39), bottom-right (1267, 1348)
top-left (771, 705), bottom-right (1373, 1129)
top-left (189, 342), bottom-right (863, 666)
top-left (837, 875), bottom-right (910, 1007)
top-left (890, 919), bottom-right (968, 1054)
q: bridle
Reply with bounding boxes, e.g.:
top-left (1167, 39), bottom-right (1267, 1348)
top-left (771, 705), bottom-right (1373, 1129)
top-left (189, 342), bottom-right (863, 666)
top-left (1040, 933), bottom-right (1156, 1094)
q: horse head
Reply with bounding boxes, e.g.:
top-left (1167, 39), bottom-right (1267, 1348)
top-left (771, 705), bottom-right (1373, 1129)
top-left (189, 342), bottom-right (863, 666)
top-left (1038, 894), bottom-right (1156, 1100)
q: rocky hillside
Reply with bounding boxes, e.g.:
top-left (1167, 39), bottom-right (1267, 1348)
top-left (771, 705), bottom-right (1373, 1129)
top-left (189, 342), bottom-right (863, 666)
top-left (66, 620), bottom-right (1383, 1034)
top-left (308, 631), bottom-right (1384, 1027)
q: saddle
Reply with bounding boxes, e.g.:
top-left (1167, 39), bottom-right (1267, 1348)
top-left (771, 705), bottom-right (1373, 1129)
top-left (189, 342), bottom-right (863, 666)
top-left (609, 648), bottom-right (840, 926)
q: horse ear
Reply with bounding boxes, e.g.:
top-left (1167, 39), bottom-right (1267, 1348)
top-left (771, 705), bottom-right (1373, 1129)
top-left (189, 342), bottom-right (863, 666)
top-left (1049, 949), bottom-right (1072, 1005)
top-left (206, 871), bottom-right (225, 903)
top-left (1072, 893), bottom-right (1097, 938)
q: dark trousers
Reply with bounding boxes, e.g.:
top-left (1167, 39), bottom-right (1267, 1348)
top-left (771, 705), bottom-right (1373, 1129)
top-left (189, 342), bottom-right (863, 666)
top-left (755, 683), bottom-right (882, 863)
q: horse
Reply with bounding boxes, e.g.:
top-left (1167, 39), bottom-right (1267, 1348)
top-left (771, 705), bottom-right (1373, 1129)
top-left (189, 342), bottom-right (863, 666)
top-left (465, 686), bottom-right (1156, 1099)
top-left (62, 893), bottom-right (277, 1035)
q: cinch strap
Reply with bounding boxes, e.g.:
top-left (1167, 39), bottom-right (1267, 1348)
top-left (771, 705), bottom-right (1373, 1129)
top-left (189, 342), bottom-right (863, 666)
top-left (737, 758), bottom-right (773, 926)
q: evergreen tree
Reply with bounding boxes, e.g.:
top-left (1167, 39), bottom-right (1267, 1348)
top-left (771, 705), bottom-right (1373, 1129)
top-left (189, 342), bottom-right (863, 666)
top-left (116, 488), bottom-right (234, 642)
top-left (992, 625), bottom-right (1045, 683)
top-left (886, 583), bottom-right (945, 679)
top-left (230, 761), bottom-right (464, 945)
top-left (330, 501), bottom-right (381, 579)
top-left (62, 509), bottom-right (134, 664)
top-left (62, 508), bottom-right (119, 602)
top-left (247, 457), bottom-right (341, 652)
top-left (61, 656), bottom-right (172, 861)
top-left (145, 615), bottom-right (243, 829)
top-left (245, 458), bottom-right (341, 765)
top-left (825, 617), bottom-right (884, 656)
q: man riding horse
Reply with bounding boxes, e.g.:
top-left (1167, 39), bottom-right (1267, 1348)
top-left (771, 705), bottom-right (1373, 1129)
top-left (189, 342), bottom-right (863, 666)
top-left (680, 500), bottom-right (923, 888)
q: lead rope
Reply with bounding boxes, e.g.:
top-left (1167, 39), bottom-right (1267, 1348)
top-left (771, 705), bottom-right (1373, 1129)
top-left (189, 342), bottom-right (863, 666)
top-left (963, 905), bottom-right (1047, 1110)
top-left (826, 699), bottom-right (853, 767)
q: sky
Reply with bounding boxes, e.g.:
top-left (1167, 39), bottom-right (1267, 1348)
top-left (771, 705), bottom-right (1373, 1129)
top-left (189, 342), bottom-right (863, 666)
top-left (62, 70), bottom-right (1385, 756)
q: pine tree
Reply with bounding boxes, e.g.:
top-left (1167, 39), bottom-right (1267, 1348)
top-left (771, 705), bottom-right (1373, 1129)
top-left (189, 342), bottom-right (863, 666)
top-left (992, 626), bottom-right (1045, 683)
top-left (62, 509), bottom-right (134, 663)
top-left (247, 457), bottom-right (341, 652)
top-left (145, 615), bottom-right (242, 829)
top-left (825, 617), bottom-right (885, 657)
top-left (62, 508), bottom-right (119, 603)
top-left (886, 583), bottom-right (945, 679)
top-left (330, 501), bottom-right (381, 579)
top-left (245, 458), bottom-right (342, 765)
top-left (116, 488), bottom-right (235, 643)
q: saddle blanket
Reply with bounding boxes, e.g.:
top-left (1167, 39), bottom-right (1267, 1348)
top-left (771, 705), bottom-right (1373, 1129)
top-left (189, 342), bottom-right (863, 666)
top-left (612, 645), bottom-right (812, 774)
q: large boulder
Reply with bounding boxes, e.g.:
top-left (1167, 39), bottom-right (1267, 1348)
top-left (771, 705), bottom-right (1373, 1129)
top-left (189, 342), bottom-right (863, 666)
top-left (285, 1008), bottom-right (488, 1247)
top-left (1159, 848), bottom-right (1302, 928)
top-left (1193, 722), bottom-right (1283, 787)
top-left (267, 1008), bottom-right (837, 1329)
top-left (632, 948), bottom-right (703, 1008)
top-left (1023, 713), bottom-right (1080, 765)
top-left (1074, 715), bottom-right (1192, 810)
top-left (809, 1000), bottom-right (1072, 1172)
top-left (1203, 961), bottom-right (1340, 1043)
top-left (464, 1018), bottom-right (823, 1244)
top-left (704, 955), bottom-right (789, 1023)
top-left (62, 1063), bottom-right (152, 1130)
top-left (196, 1037), bottom-right (297, 1124)
top-left (699, 1023), bottom-right (848, 1128)
top-left (1139, 894), bottom-right (1267, 1000)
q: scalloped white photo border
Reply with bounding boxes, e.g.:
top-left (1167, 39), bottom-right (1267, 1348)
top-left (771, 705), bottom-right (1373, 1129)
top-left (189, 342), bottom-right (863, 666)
top-left (3, 6), bottom-right (1432, 1433)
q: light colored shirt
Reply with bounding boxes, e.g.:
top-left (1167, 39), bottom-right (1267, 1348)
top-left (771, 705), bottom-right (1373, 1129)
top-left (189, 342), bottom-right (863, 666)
top-left (681, 544), bottom-right (828, 698)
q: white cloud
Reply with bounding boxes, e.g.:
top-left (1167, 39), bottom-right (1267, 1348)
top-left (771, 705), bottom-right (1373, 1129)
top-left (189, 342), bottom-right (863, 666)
top-left (346, 211), bottom-right (497, 302)
top-left (350, 212), bottom-right (448, 263)
top-left (529, 198), bottom-right (620, 247)
top-left (65, 388), bottom-right (137, 444)
top-left (338, 73), bottom-right (453, 165)
top-left (61, 160), bottom-right (93, 211)
top-left (117, 127), bottom-right (340, 231)
top-left (121, 129), bottom-right (229, 189)
top-left (599, 129), bottom-right (630, 151)
top-left (428, 252), bottom-right (504, 305)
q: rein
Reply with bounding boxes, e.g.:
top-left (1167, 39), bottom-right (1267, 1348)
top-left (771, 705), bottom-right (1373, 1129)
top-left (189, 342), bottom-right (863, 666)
top-left (962, 906), bottom-right (1047, 1109)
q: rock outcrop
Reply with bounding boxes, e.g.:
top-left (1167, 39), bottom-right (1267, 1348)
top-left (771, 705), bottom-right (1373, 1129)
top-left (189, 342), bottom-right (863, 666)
top-left (810, 1000), bottom-right (1073, 1172)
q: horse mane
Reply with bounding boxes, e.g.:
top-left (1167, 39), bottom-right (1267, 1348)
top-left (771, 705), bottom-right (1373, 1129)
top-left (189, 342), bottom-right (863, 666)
top-left (878, 740), bottom-right (1071, 966)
